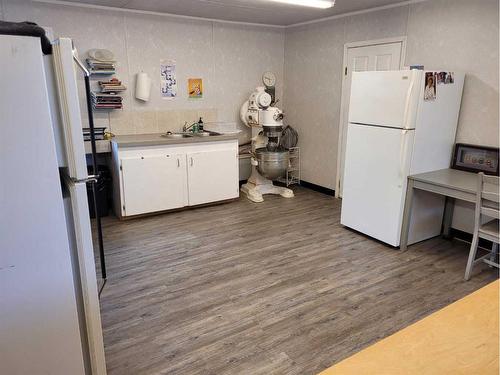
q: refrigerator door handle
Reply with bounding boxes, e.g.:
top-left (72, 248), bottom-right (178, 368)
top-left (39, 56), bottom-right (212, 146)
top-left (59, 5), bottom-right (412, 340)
top-left (402, 78), bottom-right (415, 129)
top-left (73, 174), bottom-right (99, 184)
top-left (398, 129), bottom-right (409, 188)
top-left (72, 52), bottom-right (90, 77)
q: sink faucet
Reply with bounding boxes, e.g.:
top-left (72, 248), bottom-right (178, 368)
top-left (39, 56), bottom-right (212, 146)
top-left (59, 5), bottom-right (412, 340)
top-left (182, 121), bottom-right (195, 133)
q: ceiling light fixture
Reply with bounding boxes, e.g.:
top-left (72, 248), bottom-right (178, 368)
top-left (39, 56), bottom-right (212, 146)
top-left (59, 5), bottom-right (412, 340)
top-left (267, 0), bottom-right (334, 9)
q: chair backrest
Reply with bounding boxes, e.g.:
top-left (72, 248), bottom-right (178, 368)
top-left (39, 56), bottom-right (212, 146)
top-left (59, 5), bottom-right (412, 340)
top-left (475, 173), bottom-right (500, 227)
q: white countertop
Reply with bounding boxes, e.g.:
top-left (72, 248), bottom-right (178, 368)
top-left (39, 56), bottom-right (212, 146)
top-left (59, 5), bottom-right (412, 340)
top-left (111, 132), bottom-right (239, 148)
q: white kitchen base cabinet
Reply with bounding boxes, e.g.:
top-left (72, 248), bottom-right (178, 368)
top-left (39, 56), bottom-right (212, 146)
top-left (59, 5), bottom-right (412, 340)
top-left (111, 140), bottom-right (239, 218)
top-left (187, 149), bottom-right (239, 206)
top-left (121, 154), bottom-right (187, 216)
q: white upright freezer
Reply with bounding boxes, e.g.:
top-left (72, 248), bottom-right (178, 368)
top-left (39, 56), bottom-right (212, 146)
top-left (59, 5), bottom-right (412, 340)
top-left (0, 35), bottom-right (106, 374)
top-left (341, 70), bottom-right (464, 247)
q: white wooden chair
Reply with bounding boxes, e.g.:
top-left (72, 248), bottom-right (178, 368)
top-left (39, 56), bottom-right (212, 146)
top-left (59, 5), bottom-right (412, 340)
top-left (464, 172), bottom-right (500, 280)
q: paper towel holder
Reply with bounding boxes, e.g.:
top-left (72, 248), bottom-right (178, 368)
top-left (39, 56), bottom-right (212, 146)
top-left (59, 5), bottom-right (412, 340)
top-left (135, 71), bottom-right (152, 102)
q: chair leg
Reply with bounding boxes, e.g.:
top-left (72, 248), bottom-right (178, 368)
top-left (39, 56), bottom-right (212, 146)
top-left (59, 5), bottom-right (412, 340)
top-left (490, 243), bottom-right (499, 267)
top-left (465, 233), bottom-right (480, 281)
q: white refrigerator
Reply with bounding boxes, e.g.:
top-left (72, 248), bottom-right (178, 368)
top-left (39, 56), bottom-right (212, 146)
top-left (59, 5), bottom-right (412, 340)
top-left (0, 35), bottom-right (106, 374)
top-left (340, 69), bottom-right (464, 247)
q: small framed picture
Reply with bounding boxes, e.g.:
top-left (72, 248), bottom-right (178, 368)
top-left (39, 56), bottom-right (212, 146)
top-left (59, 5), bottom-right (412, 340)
top-left (452, 143), bottom-right (499, 176)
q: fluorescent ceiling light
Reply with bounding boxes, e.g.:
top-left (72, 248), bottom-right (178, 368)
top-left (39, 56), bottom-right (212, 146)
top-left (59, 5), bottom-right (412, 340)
top-left (266, 0), bottom-right (334, 9)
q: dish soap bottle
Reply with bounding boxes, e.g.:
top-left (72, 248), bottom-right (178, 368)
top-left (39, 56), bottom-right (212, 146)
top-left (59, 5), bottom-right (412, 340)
top-left (197, 117), bottom-right (204, 132)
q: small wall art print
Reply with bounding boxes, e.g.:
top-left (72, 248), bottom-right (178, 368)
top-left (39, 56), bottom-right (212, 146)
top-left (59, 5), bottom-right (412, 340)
top-left (188, 78), bottom-right (203, 99)
top-left (160, 60), bottom-right (177, 98)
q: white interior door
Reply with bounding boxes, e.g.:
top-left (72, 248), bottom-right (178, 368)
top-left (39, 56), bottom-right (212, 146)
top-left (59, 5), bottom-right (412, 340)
top-left (121, 154), bottom-right (187, 216)
top-left (187, 149), bottom-right (239, 206)
top-left (337, 39), bottom-right (404, 197)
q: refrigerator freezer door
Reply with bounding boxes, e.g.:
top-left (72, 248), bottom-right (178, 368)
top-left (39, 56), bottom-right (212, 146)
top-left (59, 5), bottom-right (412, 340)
top-left (410, 72), bottom-right (465, 175)
top-left (51, 38), bottom-right (88, 181)
top-left (341, 123), bottom-right (414, 246)
top-left (64, 177), bottom-right (107, 375)
top-left (348, 70), bottom-right (422, 129)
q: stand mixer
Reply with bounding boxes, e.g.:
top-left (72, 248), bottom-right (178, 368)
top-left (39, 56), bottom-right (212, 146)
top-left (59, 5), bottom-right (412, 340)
top-left (240, 87), bottom-right (294, 203)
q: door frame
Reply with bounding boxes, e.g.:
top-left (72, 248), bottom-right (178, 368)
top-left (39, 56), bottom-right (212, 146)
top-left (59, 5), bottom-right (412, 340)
top-left (335, 36), bottom-right (407, 198)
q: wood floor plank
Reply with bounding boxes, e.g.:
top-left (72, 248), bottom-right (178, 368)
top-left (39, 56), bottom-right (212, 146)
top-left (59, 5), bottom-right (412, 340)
top-left (98, 187), bottom-right (498, 374)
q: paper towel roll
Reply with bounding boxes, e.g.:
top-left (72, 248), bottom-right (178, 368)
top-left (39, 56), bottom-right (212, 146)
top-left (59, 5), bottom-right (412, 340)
top-left (135, 72), bottom-right (152, 101)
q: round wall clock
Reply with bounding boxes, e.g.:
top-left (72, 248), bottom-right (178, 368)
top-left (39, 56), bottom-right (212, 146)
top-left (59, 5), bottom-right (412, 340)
top-left (262, 71), bottom-right (276, 87)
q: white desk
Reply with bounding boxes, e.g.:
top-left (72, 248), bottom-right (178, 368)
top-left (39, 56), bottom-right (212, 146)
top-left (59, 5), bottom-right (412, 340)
top-left (400, 168), bottom-right (478, 251)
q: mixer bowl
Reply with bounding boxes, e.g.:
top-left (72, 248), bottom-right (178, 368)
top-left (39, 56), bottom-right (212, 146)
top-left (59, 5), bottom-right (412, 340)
top-left (255, 147), bottom-right (289, 180)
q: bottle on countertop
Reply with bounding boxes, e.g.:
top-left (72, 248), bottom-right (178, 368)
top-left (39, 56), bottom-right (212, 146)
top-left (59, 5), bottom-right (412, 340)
top-left (191, 122), bottom-right (199, 133)
top-left (198, 117), bottom-right (204, 132)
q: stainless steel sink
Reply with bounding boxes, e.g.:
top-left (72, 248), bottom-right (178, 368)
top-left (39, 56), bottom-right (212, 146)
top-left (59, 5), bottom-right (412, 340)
top-left (161, 131), bottom-right (221, 139)
top-left (161, 132), bottom-right (193, 139)
top-left (192, 131), bottom-right (221, 137)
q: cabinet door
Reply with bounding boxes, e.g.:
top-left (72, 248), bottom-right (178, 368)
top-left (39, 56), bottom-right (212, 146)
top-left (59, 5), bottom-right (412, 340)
top-left (187, 149), bottom-right (239, 206)
top-left (121, 154), bottom-right (187, 216)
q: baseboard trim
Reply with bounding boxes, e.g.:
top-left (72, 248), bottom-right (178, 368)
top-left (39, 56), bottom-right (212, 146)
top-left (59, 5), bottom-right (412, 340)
top-left (241, 179), bottom-right (336, 196)
top-left (300, 181), bottom-right (336, 196)
top-left (450, 228), bottom-right (494, 249)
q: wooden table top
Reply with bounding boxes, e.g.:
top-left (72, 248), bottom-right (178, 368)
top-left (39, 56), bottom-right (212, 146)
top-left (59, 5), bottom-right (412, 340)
top-left (319, 280), bottom-right (499, 375)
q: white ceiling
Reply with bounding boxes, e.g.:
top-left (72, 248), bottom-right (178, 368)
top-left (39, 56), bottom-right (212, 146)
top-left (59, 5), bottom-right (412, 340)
top-left (50, 0), bottom-right (409, 26)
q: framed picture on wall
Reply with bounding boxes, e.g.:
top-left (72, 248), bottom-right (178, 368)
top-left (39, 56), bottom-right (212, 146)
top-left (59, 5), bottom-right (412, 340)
top-left (451, 143), bottom-right (500, 176)
top-left (188, 78), bottom-right (203, 99)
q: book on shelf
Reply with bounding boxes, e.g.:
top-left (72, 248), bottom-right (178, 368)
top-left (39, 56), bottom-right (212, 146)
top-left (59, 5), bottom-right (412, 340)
top-left (99, 78), bottom-right (126, 92)
top-left (91, 91), bottom-right (122, 110)
top-left (86, 58), bottom-right (115, 75)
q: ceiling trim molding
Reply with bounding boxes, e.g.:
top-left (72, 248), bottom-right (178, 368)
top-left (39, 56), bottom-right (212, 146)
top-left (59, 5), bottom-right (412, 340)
top-left (32, 0), bottom-right (286, 29)
top-left (286, 0), bottom-right (429, 27)
top-left (33, 0), bottom-right (431, 28)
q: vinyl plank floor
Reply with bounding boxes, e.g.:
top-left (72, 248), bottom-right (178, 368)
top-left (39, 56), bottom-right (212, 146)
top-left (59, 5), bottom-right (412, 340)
top-left (98, 187), bottom-right (498, 375)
